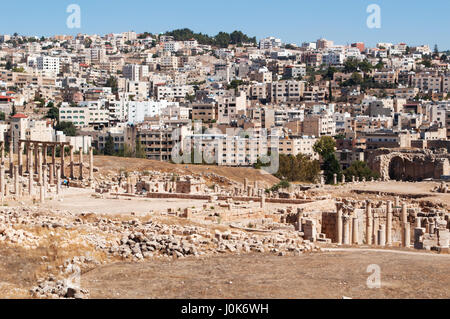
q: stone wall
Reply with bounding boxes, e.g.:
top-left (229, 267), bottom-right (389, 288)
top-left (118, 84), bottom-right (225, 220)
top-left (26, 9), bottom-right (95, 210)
top-left (367, 148), bottom-right (450, 181)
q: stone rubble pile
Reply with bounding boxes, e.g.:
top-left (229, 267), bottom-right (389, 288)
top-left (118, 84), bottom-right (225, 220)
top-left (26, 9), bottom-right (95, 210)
top-left (0, 227), bottom-right (40, 249)
top-left (31, 277), bottom-right (89, 299)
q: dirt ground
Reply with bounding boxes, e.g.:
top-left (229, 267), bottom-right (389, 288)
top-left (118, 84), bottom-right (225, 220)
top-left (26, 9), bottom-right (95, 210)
top-left (82, 249), bottom-right (450, 299)
top-left (93, 155), bottom-right (280, 187)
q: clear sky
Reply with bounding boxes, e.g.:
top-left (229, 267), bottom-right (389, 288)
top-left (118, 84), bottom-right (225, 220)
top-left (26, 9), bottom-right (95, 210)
top-left (2, 0), bottom-right (450, 49)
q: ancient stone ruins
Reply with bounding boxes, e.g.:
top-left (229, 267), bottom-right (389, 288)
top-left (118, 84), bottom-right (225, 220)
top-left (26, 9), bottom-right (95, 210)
top-left (0, 140), bottom-right (94, 203)
top-left (0, 139), bottom-right (449, 299)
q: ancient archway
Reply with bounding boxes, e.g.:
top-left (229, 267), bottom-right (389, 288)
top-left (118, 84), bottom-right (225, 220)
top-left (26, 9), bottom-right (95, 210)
top-left (388, 156), bottom-right (405, 180)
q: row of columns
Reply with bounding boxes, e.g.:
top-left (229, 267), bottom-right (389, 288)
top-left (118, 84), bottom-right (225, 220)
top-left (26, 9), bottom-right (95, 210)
top-left (336, 199), bottom-right (411, 247)
top-left (1, 141), bottom-right (95, 182)
top-left (0, 161), bottom-right (62, 202)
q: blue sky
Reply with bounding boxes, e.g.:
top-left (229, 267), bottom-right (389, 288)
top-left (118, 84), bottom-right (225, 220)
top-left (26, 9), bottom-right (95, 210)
top-left (2, 0), bottom-right (450, 49)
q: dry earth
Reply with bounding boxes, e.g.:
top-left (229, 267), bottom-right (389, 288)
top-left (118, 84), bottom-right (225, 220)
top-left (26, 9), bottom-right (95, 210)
top-left (82, 250), bottom-right (450, 299)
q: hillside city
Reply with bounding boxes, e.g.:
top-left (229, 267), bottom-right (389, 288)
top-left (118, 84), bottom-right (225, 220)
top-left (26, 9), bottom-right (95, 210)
top-left (0, 30), bottom-right (449, 300)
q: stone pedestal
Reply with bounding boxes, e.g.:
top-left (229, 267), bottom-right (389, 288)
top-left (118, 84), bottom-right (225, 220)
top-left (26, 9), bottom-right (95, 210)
top-left (414, 227), bottom-right (425, 249)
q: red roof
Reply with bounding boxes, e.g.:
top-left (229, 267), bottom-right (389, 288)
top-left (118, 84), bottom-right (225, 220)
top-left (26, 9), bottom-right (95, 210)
top-left (12, 113), bottom-right (28, 119)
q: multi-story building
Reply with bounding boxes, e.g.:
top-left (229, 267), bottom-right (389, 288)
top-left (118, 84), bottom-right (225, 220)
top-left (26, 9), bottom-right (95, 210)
top-left (36, 56), bottom-right (60, 75)
top-left (270, 80), bottom-right (305, 104)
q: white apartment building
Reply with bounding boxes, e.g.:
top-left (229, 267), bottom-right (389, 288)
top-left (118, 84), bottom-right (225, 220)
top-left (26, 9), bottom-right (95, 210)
top-left (159, 54), bottom-right (178, 70)
top-left (126, 81), bottom-right (150, 100)
top-left (122, 64), bottom-right (149, 81)
top-left (217, 91), bottom-right (247, 124)
top-left (270, 80), bottom-right (305, 103)
top-left (155, 85), bottom-right (194, 100)
top-left (278, 136), bottom-right (318, 160)
top-left (90, 48), bottom-right (107, 64)
top-left (322, 52), bottom-right (345, 65)
top-left (127, 100), bottom-right (179, 124)
top-left (412, 72), bottom-right (442, 92)
top-left (259, 37), bottom-right (282, 50)
top-left (59, 103), bottom-right (109, 128)
top-left (10, 113), bottom-right (54, 152)
top-left (163, 41), bottom-right (182, 52)
top-left (36, 56), bottom-right (60, 75)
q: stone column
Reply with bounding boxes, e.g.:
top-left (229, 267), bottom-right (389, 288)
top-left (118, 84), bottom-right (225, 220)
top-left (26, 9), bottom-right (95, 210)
top-left (401, 203), bottom-right (408, 223)
top-left (26, 142), bottom-right (31, 173)
top-left (39, 184), bottom-right (45, 203)
top-left (60, 144), bottom-right (65, 178)
top-left (70, 145), bottom-right (74, 179)
top-left (0, 165), bottom-right (4, 197)
top-left (9, 140), bottom-right (13, 178)
top-left (378, 224), bottom-right (386, 246)
top-left (366, 200), bottom-right (373, 245)
top-left (18, 141), bottom-right (23, 176)
top-left (343, 215), bottom-right (350, 245)
top-left (402, 222), bottom-right (411, 248)
top-left (415, 217), bottom-right (421, 228)
top-left (38, 147), bottom-right (43, 185)
top-left (89, 147), bottom-right (94, 181)
top-left (260, 193), bottom-right (266, 209)
top-left (49, 163), bottom-right (54, 185)
top-left (52, 145), bottom-right (56, 180)
top-left (386, 200), bottom-right (393, 246)
top-left (333, 174), bottom-right (337, 185)
top-left (43, 144), bottom-right (48, 165)
top-left (352, 216), bottom-right (359, 244)
top-left (372, 212), bottom-right (378, 245)
top-left (34, 143), bottom-right (38, 173)
top-left (394, 196), bottom-right (400, 209)
top-left (28, 164), bottom-right (33, 196)
top-left (56, 165), bottom-right (61, 195)
top-left (336, 202), bottom-right (343, 244)
top-left (0, 141), bottom-right (4, 165)
top-left (14, 165), bottom-right (19, 196)
top-left (351, 175), bottom-right (355, 183)
top-left (341, 174), bottom-right (345, 184)
top-left (42, 165), bottom-right (47, 191)
top-left (79, 148), bottom-right (83, 180)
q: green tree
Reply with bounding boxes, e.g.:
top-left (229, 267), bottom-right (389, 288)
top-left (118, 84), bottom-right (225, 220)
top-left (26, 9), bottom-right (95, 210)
top-left (343, 161), bottom-right (380, 182)
top-left (0, 112), bottom-right (5, 121)
top-left (323, 154), bottom-right (342, 184)
top-left (274, 154), bottom-right (320, 183)
top-left (106, 76), bottom-right (119, 94)
top-left (135, 137), bottom-right (146, 159)
top-left (313, 136), bottom-right (336, 159)
top-left (54, 121), bottom-right (76, 136)
top-left (45, 106), bottom-right (59, 121)
top-left (104, 134), bottom-right (115, 156)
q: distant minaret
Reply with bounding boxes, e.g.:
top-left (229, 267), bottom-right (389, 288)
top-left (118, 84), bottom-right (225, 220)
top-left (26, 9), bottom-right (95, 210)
top-left (226, 57), bottom-right (231, 84)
